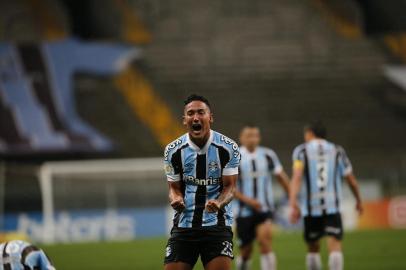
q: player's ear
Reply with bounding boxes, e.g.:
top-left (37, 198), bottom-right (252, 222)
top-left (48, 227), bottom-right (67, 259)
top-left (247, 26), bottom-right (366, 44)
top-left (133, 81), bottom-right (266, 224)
top-left (182, 115), bottom-right (187, 126)
top-left (209, 113), bottom-right (214, 123)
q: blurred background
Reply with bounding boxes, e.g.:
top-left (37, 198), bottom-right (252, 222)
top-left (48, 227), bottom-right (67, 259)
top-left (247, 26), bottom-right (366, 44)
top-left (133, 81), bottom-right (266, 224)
top-left (0, 0), bottom-right (405, 269)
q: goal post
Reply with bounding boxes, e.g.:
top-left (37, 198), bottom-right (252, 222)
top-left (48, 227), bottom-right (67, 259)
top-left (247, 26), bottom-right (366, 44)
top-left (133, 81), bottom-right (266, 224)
top-left (37, 158), bottom-right (170, 243)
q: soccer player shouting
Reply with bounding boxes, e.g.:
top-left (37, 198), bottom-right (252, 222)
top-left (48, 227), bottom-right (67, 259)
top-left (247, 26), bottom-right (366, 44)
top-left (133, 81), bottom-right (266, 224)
top-left (234, 125), bottom-right (290, 270)
top-left (163, 94), bottom-right (240, 270)
top-left (289, 121), bottom-right (363, 270)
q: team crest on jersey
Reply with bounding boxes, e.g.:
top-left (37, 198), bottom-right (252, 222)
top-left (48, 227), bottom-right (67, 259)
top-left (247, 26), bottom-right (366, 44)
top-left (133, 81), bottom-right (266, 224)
top-left (208, 161), bottom-right (219, 172)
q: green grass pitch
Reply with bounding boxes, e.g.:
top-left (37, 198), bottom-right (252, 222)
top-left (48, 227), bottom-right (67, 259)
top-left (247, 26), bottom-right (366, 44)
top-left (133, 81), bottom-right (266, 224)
top-left (42, 229), bottom-right (406, 270)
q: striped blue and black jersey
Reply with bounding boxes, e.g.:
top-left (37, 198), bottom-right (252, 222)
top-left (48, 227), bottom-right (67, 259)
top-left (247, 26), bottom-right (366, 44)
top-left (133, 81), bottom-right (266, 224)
top-left (235, 146), bottom-right (283, 218)
top-left (0, 240), bottom-right (55, 270)
top-left (164, 130), bottom-right (241, 228)
top-left (292, 139), bottom-right (353, 217)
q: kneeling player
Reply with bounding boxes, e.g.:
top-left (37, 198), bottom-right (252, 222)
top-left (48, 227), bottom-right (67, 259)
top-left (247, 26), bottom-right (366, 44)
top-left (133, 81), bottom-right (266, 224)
top-left (234, 125), bottom-right (290, 270)
top-left (0, 240), bottom-right (55, 270)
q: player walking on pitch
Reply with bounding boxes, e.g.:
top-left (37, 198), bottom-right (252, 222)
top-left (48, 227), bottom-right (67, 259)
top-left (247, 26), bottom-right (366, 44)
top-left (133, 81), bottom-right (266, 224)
top-left (234, 125), bottom-right (290, 270)
top-left (163, 94), bottom-right (240, 270)
top-left (289, 121), bottom-right (363, 270)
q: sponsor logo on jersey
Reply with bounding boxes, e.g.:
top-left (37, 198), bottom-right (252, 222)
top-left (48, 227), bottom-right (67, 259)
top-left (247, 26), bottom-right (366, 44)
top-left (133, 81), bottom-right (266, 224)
top-left (220, 135), bottom-right (240, 159)
top-left (164, 139), bottom-right (182, 161)
top-left (183, 175), bottom-right (221, 186)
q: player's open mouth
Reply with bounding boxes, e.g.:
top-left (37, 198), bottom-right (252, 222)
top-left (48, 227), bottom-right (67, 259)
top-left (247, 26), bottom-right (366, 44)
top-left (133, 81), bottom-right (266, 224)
top-left (192, 123), bottom-right (202, 132)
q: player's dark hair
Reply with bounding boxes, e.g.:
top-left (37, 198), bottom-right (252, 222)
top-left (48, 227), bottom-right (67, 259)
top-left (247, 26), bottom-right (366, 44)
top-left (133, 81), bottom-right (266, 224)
top-left (242, 123), bottom-right (259, 129)
top-left (184, 94), bottom-right (211, 109)
top-left (305, 120), bottom-right (327, 139)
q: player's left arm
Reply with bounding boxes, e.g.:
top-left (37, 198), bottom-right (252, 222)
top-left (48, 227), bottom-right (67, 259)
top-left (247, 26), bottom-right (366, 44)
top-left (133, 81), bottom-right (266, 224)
top-left (345, 173), bottom-right (363, 215)
top-left (206, 174), bottom-right (237, 212)
top-left (206, 137), bottom-right (240, 213)
top-left (339, 146), bottom-right (363, 215)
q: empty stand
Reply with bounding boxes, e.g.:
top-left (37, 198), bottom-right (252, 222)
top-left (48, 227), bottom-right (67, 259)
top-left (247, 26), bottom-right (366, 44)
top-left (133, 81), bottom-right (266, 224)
top-left (126, 0), bottom-right (406, 183)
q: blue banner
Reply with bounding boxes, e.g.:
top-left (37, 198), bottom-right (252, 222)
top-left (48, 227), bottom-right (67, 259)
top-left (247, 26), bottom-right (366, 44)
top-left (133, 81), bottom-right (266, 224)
top-left (3, 207), bottom-right (169, 243)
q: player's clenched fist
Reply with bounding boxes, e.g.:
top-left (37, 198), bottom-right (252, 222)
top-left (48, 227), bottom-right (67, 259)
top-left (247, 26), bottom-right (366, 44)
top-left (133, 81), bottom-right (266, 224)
top-left (170, 197), bottom-right (185, 212)
top-left (205, 199), bottom-right (221, 213)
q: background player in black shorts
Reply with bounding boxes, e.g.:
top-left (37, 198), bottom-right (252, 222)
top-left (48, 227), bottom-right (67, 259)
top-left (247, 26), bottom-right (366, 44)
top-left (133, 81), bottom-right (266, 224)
top-left (163, 94), bottom-right (241, 270)
top-left (289, 121), bottom-right (363, 270)
top-left (234, 125), bottom-right (290, 270)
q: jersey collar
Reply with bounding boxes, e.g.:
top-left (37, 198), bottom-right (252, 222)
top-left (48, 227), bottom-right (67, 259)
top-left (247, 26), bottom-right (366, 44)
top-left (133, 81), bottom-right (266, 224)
top-left (187, 130), bottom-right (213, 155)
top-left (309, 138), bottom-right (327, 144)
top-left (240, 146), bottom-right (258, 159)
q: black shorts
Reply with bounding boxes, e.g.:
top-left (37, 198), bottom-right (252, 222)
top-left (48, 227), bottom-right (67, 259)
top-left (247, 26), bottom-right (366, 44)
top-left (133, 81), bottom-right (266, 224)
top-left (236, 211), bottom-right (273, 248)
top-left (304, 213), bottom-right (343, 242)
top-left (164, 226), bottom-right (234, 267)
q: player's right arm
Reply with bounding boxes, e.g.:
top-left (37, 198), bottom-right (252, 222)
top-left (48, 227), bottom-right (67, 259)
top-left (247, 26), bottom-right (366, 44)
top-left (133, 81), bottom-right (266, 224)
top-left (289, 163), bottom-right (303, 224)
top-left (164, 139), bottom-right (185, 212)
top-left (289, 146), bottom-right (305, 223)
top-left (24, 247), bottom-right (56, 270)
top-left (168, 181), bottom-right (185, 212)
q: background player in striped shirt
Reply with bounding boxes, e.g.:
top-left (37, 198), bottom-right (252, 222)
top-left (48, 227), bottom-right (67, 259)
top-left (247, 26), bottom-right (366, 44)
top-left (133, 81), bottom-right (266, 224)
top-left (163, 94), bottom-right (240, 270)
top-left (0, 240), bottom-right (55, 270)
top-left (289, 121), bottom-right (363, 270)
top-left (234, 125), bottom-right (290, 270)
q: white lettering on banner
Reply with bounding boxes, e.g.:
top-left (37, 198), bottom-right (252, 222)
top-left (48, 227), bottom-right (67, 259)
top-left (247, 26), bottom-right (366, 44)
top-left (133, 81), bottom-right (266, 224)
top-left (17, 211), bottom-right (136, 243)
top-left (389, 196), bottom-right (406, 229)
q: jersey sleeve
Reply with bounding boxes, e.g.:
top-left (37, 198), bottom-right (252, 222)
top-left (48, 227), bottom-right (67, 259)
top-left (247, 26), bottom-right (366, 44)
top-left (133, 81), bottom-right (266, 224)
top-left (222, 139), bottom-right (241, 176)
top-left (163, 141), bottom-right (182, 182)
top-left (25, 250), bottom-right (55, 270)
top-left (266, 150), bottom-right (283, 175)
top-left (292, 145), bottom-right (305, 170)
top-left (337, 146), bottom-right (353, 177)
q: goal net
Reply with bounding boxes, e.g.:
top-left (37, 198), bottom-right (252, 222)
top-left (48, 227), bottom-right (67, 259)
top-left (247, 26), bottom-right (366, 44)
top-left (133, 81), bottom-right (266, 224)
top-left (36, 158), bottom-right (170, 243)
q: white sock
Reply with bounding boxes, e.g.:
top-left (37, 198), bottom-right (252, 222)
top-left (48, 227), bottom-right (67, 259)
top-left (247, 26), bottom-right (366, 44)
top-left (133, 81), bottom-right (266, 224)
top-left (236, 256), bottom-right (251, 270)
top-left (260, 252), bottom-right (276, 270)
top-left (328, 251), bottom-right (343, 270)
top-left (306, 252), bottom-right (322, 270)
